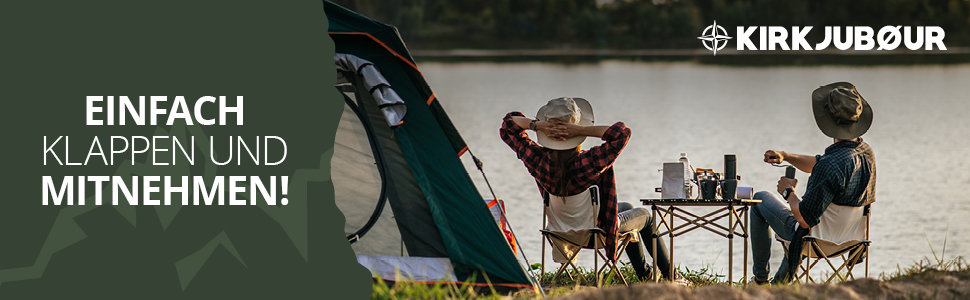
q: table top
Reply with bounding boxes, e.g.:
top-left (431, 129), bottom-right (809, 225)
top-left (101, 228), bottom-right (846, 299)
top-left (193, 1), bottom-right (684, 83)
top-left (640, 198), bottom-right (762, 206)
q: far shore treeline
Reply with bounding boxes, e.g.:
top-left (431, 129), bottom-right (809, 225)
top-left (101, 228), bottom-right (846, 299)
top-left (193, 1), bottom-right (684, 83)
top-left (330, 0), bottom-right (970, 50)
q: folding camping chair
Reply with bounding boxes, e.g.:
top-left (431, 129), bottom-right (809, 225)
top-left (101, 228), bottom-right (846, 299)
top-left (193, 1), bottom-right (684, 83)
top-left (777, 204), bottom-right (871, 283)
top-left (540, 185), bottom-right (640, 287)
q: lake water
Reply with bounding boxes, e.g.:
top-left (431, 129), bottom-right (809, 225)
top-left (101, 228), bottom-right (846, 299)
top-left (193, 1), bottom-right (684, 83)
top-left (419, 60), bottom-right (970, 280)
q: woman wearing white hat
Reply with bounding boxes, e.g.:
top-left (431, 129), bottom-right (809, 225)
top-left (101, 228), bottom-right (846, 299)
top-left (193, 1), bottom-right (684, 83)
top-left (500, 97), bottom-right (675, 281)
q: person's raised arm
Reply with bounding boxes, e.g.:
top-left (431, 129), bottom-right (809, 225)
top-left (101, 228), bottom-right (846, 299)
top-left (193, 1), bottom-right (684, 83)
top-left (500, 112), bottom-right (570, 162)
top-left (568, 121), bottom-right (632, 176)
top-left (508, 115), bottom-right (560, 139)
top-left (545, 121), bottom-right (611, 140)
top-left (764, 150), bottom-right (818, 173)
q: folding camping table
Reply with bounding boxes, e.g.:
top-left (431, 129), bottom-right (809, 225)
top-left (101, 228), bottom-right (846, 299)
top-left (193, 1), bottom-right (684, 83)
top-left (640, 198), bottom-right (761, 284)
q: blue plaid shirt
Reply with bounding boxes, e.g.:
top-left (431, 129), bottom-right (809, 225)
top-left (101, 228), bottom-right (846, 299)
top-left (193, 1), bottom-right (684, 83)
top-left (799, 139), bottom-right (876, 227)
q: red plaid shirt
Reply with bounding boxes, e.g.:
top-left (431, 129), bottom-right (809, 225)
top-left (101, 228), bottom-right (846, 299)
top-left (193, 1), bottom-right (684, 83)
top-left (500, 112), bottom-right (631, 259)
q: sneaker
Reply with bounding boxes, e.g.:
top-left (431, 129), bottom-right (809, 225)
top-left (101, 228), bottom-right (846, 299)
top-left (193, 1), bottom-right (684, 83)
top-left (750, 276), bottom-right (769, 285)
top-left (669, 274), bottom-right (691, 287)
top-left (636, 266), bottom-right (657, 282)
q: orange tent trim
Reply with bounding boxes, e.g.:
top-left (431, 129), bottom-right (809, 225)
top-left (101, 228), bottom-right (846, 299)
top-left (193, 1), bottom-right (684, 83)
top-left (329, 32), bottom-right (424, 79)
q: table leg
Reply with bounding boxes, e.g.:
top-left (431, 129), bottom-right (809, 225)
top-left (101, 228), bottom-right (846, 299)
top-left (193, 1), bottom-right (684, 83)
top-left (669, 206), bottom-right (675, 280)
top-left (743, 205), bottom-right (749, 286)
top-left (651, 204), bottom-right (658, 282)
top-left (728, 204), bottom-right (734, 284)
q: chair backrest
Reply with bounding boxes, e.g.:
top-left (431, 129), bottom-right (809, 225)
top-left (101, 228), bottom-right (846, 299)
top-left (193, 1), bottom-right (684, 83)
top-left (776, 204), bottom-right (871, 256)
top-left (810, 203), bottom-right (869, 245)
top-left (544, 185), bottom-right (600, 233)
top-left (543, 186), bottom-right (602, 263)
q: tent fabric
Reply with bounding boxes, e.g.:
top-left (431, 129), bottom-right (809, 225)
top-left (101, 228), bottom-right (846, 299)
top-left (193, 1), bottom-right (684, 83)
top-left (333, 96), bottom-right (403, 256)
top-left (341, 76), bottom-right (448, 257)
top-left (334, 53), bottom-right (406, 125)
top-left (356, 255), bottom-right (457, 282)
top-left (326, 2), bottom-right (467, 156)
top-left (326, 1), bottom-right (532, 287)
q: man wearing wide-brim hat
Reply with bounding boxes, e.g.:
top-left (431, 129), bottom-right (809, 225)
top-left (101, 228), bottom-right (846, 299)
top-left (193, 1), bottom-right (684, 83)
top-left (749, 82), bottom-right (877, 284)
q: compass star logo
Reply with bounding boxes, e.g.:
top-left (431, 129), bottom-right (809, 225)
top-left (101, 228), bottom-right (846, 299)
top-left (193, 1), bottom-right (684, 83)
top-left (698, 21), bottom-right (732, 55)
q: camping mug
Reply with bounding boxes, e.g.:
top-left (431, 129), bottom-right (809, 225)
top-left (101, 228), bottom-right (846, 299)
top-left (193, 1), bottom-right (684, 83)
top-left (700, 179), bottom-right (718, 199)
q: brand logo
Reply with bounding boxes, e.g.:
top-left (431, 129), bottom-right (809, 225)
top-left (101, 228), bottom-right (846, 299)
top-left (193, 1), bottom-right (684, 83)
top-left (699, 23), bottom-right (947, 55)
top-left (698, 21), bottom-right (732, 55)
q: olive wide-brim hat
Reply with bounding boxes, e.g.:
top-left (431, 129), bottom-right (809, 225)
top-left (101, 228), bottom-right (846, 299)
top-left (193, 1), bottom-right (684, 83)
top-left (535, 97), bottom-right (594, 150)
top-left (812, 82), bottom-right (873, 140)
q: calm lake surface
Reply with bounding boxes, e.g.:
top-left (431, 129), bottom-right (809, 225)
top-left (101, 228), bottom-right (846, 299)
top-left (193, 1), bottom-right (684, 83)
top-left (420, 61), bottom-right (970, 280)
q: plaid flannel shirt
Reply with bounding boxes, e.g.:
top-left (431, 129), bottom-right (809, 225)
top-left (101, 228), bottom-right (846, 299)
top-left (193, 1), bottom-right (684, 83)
top-left (500, 112), bottom-right (631, 260)
top-left (800, 139), bottom-right (876, 227)
top-left (785, 139), bottom-right (875, 281)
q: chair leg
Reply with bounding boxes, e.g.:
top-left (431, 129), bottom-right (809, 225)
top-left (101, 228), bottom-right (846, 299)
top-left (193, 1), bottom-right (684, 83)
top-left (552, 258), bottom-right (583, 284)
top-left (807, 259), bottom-right (814, 283)
top-left (800, 241), bottom-right (874, 284)
top-left (808, 241), bottom-right (852, 284)
top-left (843, 244), bottom-right (868, 281)
top-left (592, 244), bottom-right (628, 286)
top-left (612, 236), bottom-right (633, 286)
top-left (541, 232), bottom-right (546, 285)
top-left (594, 232), bottom-right (600, 287)
top-left (545, 234), bottom-right (586, 285)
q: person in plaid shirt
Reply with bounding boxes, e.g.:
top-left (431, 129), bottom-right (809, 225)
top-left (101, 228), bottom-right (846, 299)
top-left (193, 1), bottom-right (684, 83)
top-left (750, 82), bottom-right (876, 284)
top-left (500, 97), bottom-right (674, 281)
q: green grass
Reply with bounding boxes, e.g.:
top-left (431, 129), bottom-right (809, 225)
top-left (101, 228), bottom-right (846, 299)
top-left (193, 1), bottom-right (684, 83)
top-left (370, 276), bottom-right (506, 300)
top-left (533, 261), bottom-right (643, 287)
top-left (882, 256), bottom-right (970, 283)
top-left (678, 265), bottom-right (727, 286)
top-left (369, 262), bottom-right (736, 300)
top-left (369, 255), bottom-right (970, 300)
top-left (881, 226), bottom-right (970, 283)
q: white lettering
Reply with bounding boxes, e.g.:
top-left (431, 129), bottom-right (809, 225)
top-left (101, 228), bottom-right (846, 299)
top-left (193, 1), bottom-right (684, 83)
top-left (791, 26), bottom-right (812, 50)
top-left (42, 176), bottom-right (73, 205)
top-left (219, 96), bottom-right (243, 125)
top-left (855, 26), bottom-right (874, 50)
top-left (736, 26), bottom-right (758, 50)
top-left (86, 96), bottom-right (103, 125)
top-left (229, 176), bottom-right (247, 205)
top-left (925, 26), bottom-right (946, 50)
top-left (905, 26), bottom-right (924, 50)
top-left (833, 26), bottom-right (853, 50)
top-left (166, 96), bottom-right (194, 125)
top-left (768, 26), bottom-right (789, 50)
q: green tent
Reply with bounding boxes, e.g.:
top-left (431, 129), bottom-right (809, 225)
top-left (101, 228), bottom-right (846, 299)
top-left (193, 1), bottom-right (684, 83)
top-left (326, 1), bottom-right (535, 291)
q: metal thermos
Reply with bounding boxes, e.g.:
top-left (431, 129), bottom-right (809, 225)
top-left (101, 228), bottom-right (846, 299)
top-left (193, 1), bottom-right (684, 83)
top-left (722, 154), bottom-right (737, 199)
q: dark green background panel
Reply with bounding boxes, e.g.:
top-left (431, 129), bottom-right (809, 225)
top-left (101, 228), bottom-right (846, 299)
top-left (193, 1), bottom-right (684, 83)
top-left (0, 0), bottom-right (370, 298)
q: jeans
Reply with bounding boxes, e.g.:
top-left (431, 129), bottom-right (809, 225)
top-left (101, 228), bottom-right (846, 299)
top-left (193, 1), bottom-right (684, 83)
top-left (617, 202), bottom-right (673, 279)
top-left (750, 191), bottom-right (799, 283)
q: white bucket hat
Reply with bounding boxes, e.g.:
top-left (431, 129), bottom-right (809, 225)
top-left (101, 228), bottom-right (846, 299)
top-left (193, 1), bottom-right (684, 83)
top-left (535, 97), bottom-right (594, 150)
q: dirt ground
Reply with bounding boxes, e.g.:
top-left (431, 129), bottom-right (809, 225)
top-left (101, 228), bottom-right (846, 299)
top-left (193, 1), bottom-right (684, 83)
top-left (555, 270), bottom-right (970, 300)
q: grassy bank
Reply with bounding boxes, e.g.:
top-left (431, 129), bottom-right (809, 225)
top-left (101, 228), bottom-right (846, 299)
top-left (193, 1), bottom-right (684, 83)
top-left (369, 256), bottom-right (969, 299)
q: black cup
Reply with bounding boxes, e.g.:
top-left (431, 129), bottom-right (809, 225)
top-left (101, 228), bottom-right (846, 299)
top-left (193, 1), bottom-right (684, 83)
top-left (700, 179), bottom-right (718, 199)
